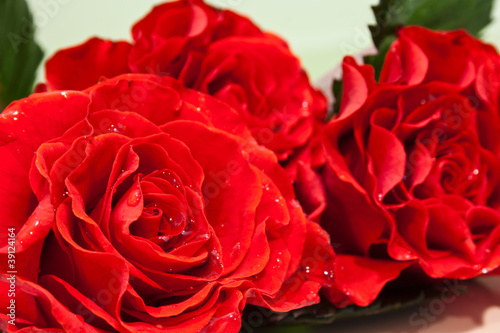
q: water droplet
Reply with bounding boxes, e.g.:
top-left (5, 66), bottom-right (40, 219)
top-left (127, 189), bottom-right (142, 206)
top-left (377, 193), bottom-right (383, 202)
top-left (29, 231), bottom-right (33, 235)
top-left (482, 268), bottom-right (489, 274)
top-left (108, 123), bottom-right (123, 134)
top-left (473, 169), bottom-right (479, 175)
top-left (162, 170), bottom-right (182, 189)
top-left (196, 107), bottom-right (201, 112)
top-left (61, 91), bottom-right (68, 99)
top-left (323, 270), bottom-right (334, 278)
top-left (304, 266), bottom-right (311, 274)
top-left (211, 250), bottom-right (221, 261)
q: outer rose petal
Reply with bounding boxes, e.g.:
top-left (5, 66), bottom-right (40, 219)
top-left (0, 275), bottom-right (101, 332)
top-left (323, 255), bottom-right (409, 307)
top-left (0, 92), bottom-right (89, 228)
top-left (46, 38), bottom-right (132, 91)
top-left (250, 222), bottom-right (335, 312)
top-left (0, 92), bottom-right (89, 281)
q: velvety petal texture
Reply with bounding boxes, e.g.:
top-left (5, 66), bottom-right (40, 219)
top-left (0, 74), bottom-right (334, 333)
top-left (321, 26), bottom-right (500, 307)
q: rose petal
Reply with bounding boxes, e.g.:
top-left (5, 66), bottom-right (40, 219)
top-left (46, 38), bottom-right (132, 91)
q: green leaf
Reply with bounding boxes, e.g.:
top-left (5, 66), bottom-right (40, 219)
top-left (363, 35), bottom-right (396, 80)
top-left (0, 0), bottom-right (43, 111)
top-left (329, 78), bottom-right (343, 119)
top-left (365, 0), bottom-right (494, 79)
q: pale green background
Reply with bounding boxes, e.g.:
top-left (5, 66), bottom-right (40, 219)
top-left (26, 0), bottom-right (500, 83)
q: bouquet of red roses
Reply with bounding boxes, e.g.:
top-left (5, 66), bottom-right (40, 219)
top-left (1, 0), bottom-right (499, 332)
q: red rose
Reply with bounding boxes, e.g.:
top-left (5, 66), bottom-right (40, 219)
top-left (42, 0), bottom-right (328, 219)
top-left (0, 75), bottom-right (334, 332)
top-left (321, 26), bottom-right (500, 307)
top-left (44, 3), bottom-right (324, 160)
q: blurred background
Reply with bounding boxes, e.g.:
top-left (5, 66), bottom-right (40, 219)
top-left (25, 0), bottom-right (500, 83)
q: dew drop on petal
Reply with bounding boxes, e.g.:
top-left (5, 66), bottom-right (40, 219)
top-left (323, 270), bottom-right (334, 280)
top-left (127, 189), bottom-right (142, 207)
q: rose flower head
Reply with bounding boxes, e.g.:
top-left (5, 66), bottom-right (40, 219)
top-left (0, 75), bottom-right (334, 332)
top-left (42, 0), bottom-right (328, 220)
top-left (321, 26), bottom-right (500, 307)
